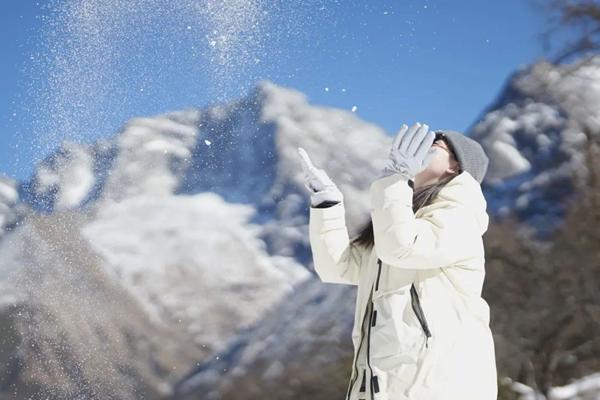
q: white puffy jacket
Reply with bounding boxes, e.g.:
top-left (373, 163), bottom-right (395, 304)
top-left (309, 171), bottom-right (498, 400)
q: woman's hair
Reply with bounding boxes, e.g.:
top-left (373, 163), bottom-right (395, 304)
top-left (350, 136), bottom-right (461, 251)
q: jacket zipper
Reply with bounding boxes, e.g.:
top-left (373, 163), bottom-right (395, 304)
top-left (368, 259), bottom-right (383, 398)
top-left (410, 283), bottom-right (432, 347)
top-left (345, 290), bottom-right (370, 400)
top-left (366, 291), bottom-right (379, 398)
top-left (375, 259), bottom-right (382, 291)
top-left (346, 260), bottom-right (382, 400)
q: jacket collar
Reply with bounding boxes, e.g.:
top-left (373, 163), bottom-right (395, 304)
top-left (416, 171), bottom-right (489, 235)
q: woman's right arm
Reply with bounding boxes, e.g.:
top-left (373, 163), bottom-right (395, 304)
top-left (309, 201), bottom-right (362, 285)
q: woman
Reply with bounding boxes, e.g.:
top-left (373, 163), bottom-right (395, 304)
top-left (298, 122), bottom-right (497, 400)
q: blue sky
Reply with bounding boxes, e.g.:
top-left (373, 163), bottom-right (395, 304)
top-left (1, 0), bottom-right (554, 181)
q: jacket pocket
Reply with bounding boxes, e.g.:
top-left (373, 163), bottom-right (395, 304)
top-left (369, 288), bottom-right (425, 369)
top-left (372, 260), bottom-right (416, 299)
top-left (410, 284), bottom-right (432, 346)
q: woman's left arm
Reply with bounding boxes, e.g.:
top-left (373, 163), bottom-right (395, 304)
top-left (309, 201), bottom-right (363, 285)
top-left (369, 174), bottom-right (482, 270)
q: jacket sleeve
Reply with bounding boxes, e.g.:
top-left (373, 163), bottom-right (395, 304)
top-left (369, 174), bottom-right (481, 270)
top-left (309, 201), bottom-right (362, 285)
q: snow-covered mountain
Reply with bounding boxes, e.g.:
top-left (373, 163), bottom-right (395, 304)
top-left (22, 81), bottom-right (390, 350)
top-left (469, 55), bottom-right (600, 237)
top-left (1, 80), bottom-right (391, 398)
top-left (10, 81), bottom-right (389, 344)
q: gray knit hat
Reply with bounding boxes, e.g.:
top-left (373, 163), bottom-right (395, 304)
top-left (435, 130), bottom-right (489, 184)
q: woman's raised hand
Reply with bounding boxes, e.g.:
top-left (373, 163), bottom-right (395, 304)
top-left (380, 122), bottom-right (437, 180)
top-left (298, 147), bottom-right (344, 207)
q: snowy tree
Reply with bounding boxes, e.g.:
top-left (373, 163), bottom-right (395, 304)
top-left (538, 0), bottom-right (600, 62)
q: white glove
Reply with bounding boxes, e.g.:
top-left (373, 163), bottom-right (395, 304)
top-left (297, 147), bottom-right (344, 207)
top-left (380, 122), bottom-right (437, 180)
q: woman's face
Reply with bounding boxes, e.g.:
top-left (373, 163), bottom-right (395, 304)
top-left (414, 136), bottom-right (460, 189)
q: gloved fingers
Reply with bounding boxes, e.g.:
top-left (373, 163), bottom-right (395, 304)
top-left (415, 130), bottom-right (436, 161)
top-left (298, 147), bottom-right (329, 192)
top-left (295, 147), bottom-right (343, 204)
top-left (398, 122), bottom-right (422, 154)
top-left (390, 124), bottom-right (409, 156)
top-left (408, 123), bottom-right (430, 155)
top-left (298, 147), bottom-right (317, 176)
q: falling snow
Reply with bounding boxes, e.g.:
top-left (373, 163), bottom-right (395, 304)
top-left (20, 0), bottom-right (321, 172)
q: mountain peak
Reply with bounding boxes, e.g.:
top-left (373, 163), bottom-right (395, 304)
top-left (469, 55), bottom-right (600, 236)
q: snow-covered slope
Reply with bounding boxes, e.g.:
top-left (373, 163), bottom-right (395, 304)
top-left (21, 141), bottom-right (96, 211)
top-left (0, 175), bottom-right (24, 236)
top-left (173, 278), bottom-right (357, 400)
top-left (505, 373), bottom-right (600, 400)
top-left (0, 212), bottom-right (205, 398)
top-left (548, 373), bottom-right (600, 400)
top-left (81, 192), bottom-right (307, 349)
top-left (469, 55), bottom-right (600, 236)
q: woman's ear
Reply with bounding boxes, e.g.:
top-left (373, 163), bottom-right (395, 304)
top-left (447, 159), bottom-right (460, 174)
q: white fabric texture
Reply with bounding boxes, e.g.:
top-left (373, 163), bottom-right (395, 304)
top-left (309, 170), bottom-right (497, 400)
